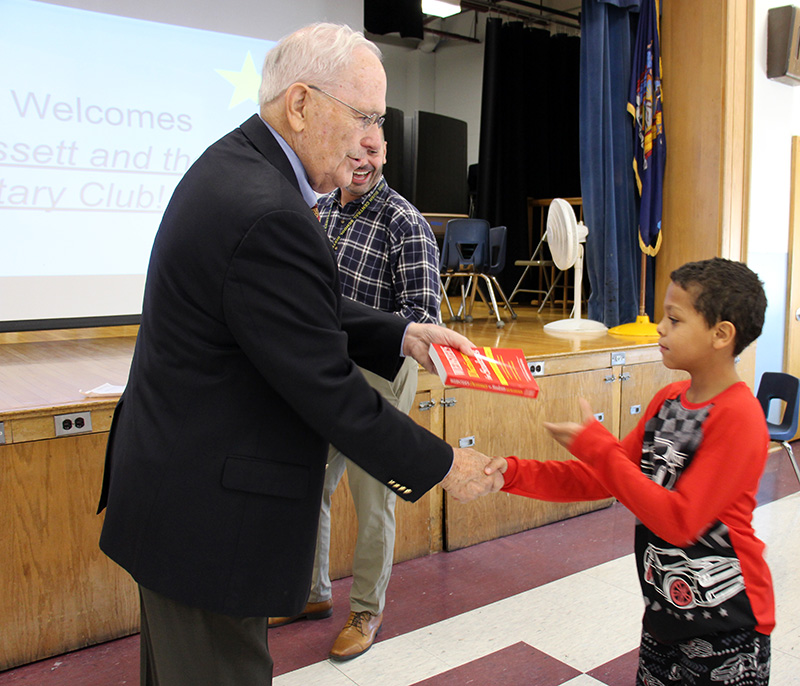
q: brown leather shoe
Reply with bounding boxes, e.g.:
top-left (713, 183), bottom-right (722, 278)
top-left (268, 598), bottom-right (333, 628)
top-left (328, 611), bottom-right (383, 661)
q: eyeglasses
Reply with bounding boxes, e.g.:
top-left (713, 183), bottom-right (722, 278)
top-left (308, 85), bottom-right (385, 130)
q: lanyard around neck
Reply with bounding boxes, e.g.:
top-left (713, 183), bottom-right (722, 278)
top-left (326, 179), bottom-right (384, 252)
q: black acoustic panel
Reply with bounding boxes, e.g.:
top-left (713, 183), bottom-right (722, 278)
top-left (364, 0), bottom-right (423, 39)
top-left (412, 111), bottom-right (469, 215)
top-left (382, 107), bottom-right (410, 199)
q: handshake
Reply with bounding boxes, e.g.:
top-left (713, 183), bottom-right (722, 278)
top-left (440, 448), bottom-right (509, 502)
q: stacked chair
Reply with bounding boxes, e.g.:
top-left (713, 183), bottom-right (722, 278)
top-left (439, 218), bottom-right (516, 328)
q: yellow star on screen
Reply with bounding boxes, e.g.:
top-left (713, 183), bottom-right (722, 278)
top-left (216, 51), bottom-right (261, 108)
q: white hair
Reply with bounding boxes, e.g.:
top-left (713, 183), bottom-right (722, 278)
top-left (258, 23), bottom-right (382, 107)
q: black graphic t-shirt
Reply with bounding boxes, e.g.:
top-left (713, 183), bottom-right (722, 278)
top-left (500, 380), bottom-right (775, 643)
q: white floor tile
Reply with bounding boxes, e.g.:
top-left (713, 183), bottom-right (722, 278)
top-left (769, 645), bottom-right (800, 686)
top-left (331, 634), bottom-right (452, 686)
top-left (515, 573), bottom-right (642, 672)
top-left (560, 676), bottom-right (608, 686)
top-left (274, 493), bottom-right (800, 686)
top-left (405, 607), bottom-right (519, 668)
top-left (274, 660), bottom-right (357, 686)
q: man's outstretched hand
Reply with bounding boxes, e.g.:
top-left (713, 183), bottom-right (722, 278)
top-left (402, 323), bottom-right (476, 375)
top-left (441, 447), bottom-right (504, 502)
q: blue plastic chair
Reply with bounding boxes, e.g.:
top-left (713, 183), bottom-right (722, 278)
top-left (439, 219), bottom-right (515, 328)
top-left (756, 371), bottom-right (800, 483)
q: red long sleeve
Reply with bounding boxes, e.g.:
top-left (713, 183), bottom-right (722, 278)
top-left (501, 380), bottom-right (775, 640)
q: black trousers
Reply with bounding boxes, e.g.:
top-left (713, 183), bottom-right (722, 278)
top-left (139, 585), bottom-right (273, 686)
top-left (637, 625), bottom-right (770, 685)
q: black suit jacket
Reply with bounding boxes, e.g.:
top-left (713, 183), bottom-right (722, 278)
top-left (98, 115), bottom-right (452, 617)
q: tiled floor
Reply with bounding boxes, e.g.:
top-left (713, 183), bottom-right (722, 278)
top-left (2, 449), bottom-right (798, 685)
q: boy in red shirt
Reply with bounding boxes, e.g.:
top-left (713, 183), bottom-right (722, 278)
top-left (486, 258), bottom-right (773, 685)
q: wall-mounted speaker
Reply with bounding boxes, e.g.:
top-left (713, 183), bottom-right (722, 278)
top-left (767, 5), bottom-right (800, 85)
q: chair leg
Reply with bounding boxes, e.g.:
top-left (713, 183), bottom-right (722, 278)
top-left (508, 264), bottom-right (532, 304)
top-left (464, 275), bottom-right (479, 322)
top-left (537, 270), bottom-right (564, 313)
top-left (490, 276), bottom-right (517, 320)
top-left (440, 278), bottom-right (456, 322)
top-left (454, 276), bottom-right (469, 321)
top-left (479, 275), bottom-right (504, 328)
top-left (781, 441), bottom-right (800, 484)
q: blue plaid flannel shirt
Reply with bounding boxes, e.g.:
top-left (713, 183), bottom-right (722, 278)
top-left (317, 177), bottom-right (441, 324)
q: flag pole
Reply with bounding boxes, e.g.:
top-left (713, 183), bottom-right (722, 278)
top-left (608, 252), bottom-right (658, 336)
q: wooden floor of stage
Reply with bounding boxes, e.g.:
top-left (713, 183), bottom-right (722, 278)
top-left (0, 301), bottom-right (660, 418)
top-left (437, 300), bottom-right (659, 357)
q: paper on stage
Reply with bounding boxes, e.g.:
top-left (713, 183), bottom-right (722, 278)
top-left (80, 383), bottom-right (126, 397)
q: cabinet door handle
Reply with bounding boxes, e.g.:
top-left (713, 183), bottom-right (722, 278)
top-left (440, 397), bottom-right (457, 407)
top-left (604, 374), bottom-right (615, 383)
top-left (418, 400), bottom-right (436, 411)
top-left (620, 372), bottom-right (631, 382)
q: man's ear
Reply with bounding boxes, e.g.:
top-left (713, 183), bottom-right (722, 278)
top-left (713, 320), bottom-right (736, 350)
top-left (284, 83), bottom-right (310, 133)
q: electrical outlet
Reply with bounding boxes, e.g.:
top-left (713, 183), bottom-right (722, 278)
top-left (528, 360), bottom-right (545, 376)
top-left (54, 411), bottom-right (92, 437)
top-left (611, 352), bottom-right (626, 366)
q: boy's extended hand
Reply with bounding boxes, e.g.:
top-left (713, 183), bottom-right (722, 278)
top-left (483, 456), bottom-right (508, 492)
top-left (543, 397), bottom-right (596, 449)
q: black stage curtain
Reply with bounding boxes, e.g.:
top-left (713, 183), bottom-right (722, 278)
top-left (477, 18), bottom-right (581, 294)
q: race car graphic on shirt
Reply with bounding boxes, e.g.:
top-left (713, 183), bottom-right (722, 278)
top-left (642, 544), bottom-right (746, 610)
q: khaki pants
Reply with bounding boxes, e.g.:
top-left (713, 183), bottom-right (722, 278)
top-left (309, 357), bottom-right (418, 615)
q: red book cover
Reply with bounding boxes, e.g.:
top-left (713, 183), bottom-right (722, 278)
top-left (429, 344), bottom-right (539, 398)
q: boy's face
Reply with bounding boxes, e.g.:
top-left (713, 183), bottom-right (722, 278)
top-left (656, 282), bottom-right (716, 372)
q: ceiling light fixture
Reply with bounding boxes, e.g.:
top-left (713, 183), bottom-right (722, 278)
top-left (422, 0), bottom-right (461, 19)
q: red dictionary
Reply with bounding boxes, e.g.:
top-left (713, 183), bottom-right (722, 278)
top-left (429, 344), bottom-right (540, 398)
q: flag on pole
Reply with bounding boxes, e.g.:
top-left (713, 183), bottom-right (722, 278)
top-left (628, 0), bottom-right (665, 256)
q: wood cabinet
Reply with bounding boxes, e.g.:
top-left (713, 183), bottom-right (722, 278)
top-left (443, 366), bottom-right (617, 551)
top-left (1, 430), bottom-right (138, 671)
top-left (441, 348), bottom-right (691, 552)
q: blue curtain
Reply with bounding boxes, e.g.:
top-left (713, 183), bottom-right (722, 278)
top-left (580, 0), bottom-right (641, 327)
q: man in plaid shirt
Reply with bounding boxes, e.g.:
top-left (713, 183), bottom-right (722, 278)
top-left (268, 129), bottom-right (441, 661)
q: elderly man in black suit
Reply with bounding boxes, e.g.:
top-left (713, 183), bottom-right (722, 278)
top-left (98, 22), bottom-right (497, 686)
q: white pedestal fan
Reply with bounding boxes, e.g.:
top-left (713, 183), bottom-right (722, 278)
top-left (543, 198), bottom-right (608, 333)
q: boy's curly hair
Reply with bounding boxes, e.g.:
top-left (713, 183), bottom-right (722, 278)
top-left (670, 257), bottom-right (767, 356)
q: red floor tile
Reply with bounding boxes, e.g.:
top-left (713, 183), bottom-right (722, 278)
top-left (412, 642), bottom-right (580, 685)
top-left (587, 648), bottom-right (640, 685)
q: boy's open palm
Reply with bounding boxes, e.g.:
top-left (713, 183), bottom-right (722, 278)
top-left (543, 398), bottom-right (596, 449)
